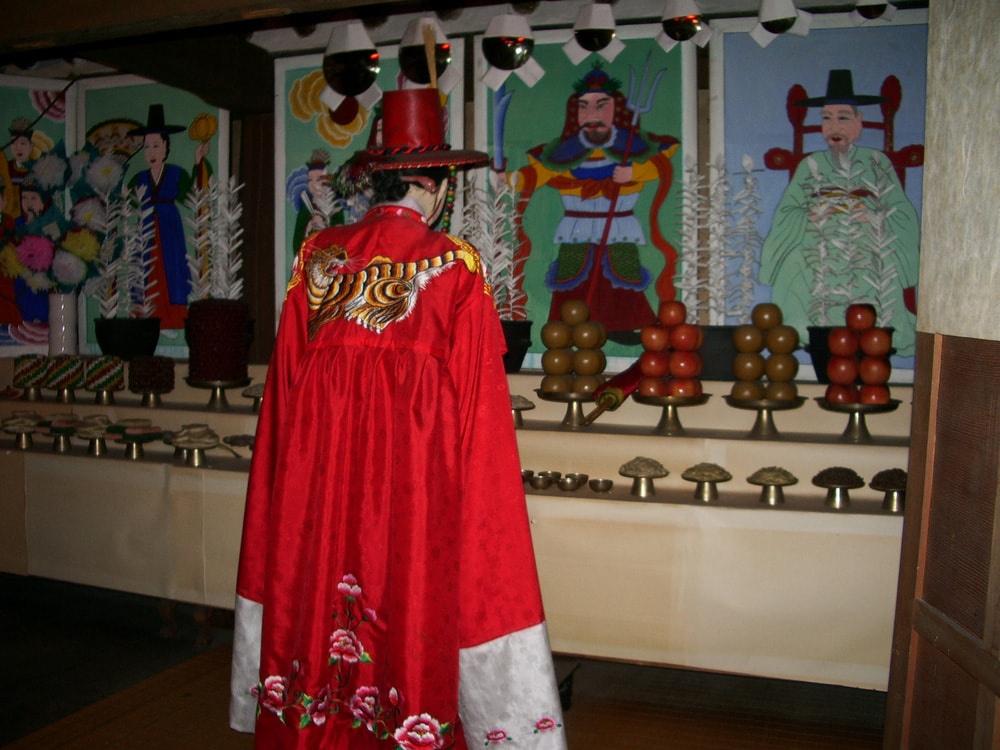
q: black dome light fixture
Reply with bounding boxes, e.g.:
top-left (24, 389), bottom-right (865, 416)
top-left (320, 20), bottom-right (382, 112)
top-left (851, 0), bottom-right (898, 24)
top-left (481, 13), bottom-right (545, 90)
top-left (750, 0), bottom-right (812, 48)
top-left (656, 0), bottom-right (713, 53)
top-left (399, 17), bottom-right (460, 93)
top-left (563, 3), bottom-right (624, 64)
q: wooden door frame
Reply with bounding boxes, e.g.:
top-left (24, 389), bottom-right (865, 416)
top-left (884, 331), bottom-right (1000, 747)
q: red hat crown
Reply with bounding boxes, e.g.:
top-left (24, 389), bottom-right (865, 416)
top-left (379, 89), bottom-right (447, 154)
top-left (365, 89), bottom-right (487, 171)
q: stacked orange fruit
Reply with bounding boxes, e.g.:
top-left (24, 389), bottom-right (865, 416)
top-left (730, 303), bottom-right (800, 402)
top-left (539, 300), bottom-right (609, 393)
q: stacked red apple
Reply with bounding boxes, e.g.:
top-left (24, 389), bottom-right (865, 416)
top-left (729, 302), bottom-right (800, 402)
top-left (636, 300), bottom-right (705, 398)
top-left (824, 303), bottom-right (894, 405)
top-left (539, 299), bottom-right (609, 393)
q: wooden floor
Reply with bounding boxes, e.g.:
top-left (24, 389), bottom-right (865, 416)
top-left (1, 574), bottom-right (885, 749)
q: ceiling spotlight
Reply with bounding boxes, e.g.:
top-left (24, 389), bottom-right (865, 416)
top-left (481, 13), bottom-right (544, 90)
top-left (564, 3), bottom-right (625, 64)
top-left (750, 0), bottom-right (812, 48)
top-left (656, 0), bottom-right (712, 53)
top-left (399, 17), bottom-right (460, 93)
top-left (851, 0), bottom-right (897, 24)
top-left (320, 20), bottom-right (382, 112)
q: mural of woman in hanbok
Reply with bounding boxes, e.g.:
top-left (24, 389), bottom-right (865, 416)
top-left (128, 104), bottom-right (211, 329)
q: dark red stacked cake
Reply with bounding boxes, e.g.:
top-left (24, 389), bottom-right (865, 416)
top-left (185, 299), bottom-right (251, 383)
top-left (128, 355), bottom-right (175, 395)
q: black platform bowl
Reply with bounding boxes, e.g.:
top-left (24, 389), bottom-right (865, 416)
top-left (94, 317), bottom-right (161, 361)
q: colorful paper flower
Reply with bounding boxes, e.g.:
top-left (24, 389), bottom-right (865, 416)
top-left (71, 196), bottom-right (107, 233)
top-left (16, 234), bottom-right (56, 272)
top-left (51, 249), bottom-right (88, 288)
top-left (31, 152), bottom-right (69, 192)
top-left (68, 151), bottom-right (91, 187)
top-left (0, 243), bottom-right (23, 278)
top-left (23, 269), bottom-right (52, 292)
top-left (60, 226), bottom-right (101, 262)
top-left (86, 155), bottom-right (124, 198)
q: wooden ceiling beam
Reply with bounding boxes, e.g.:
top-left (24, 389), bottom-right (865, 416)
top-left (80, 32), bottom-right (277, 115)
top-left (0, 0), bottom-right (366, 54)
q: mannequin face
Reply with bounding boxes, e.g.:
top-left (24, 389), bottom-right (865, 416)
top-left (406, 176), bottom-right (448, 224)
top-left (426, 178), bottom-right (449, 225)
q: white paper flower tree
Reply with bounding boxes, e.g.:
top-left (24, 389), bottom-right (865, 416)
top-left (86, 183), bottom-right (159, 319)
top-left (460, 169), bottom-right (528, 321)
top-left (185, 175), bottom-right (245, 301)
top-left (675, 154), bottom-right (762, 325)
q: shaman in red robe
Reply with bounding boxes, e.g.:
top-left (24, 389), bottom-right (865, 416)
top-left (230, 202), bottom-right (566, 750)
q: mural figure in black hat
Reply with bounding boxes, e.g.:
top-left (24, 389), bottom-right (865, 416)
top-left (128, 104), bottom-right (211, 330)
top-left (759, 69), bottom-right (920, 356)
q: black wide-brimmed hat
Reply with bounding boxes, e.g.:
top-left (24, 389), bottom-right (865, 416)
top-left (128, 104), bottom-right (186, 136)
top-left (795, 69), bottom-right (885, 108)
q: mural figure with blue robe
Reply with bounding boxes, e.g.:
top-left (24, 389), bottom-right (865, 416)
top-left (128, 104), bottom-right (211, 330)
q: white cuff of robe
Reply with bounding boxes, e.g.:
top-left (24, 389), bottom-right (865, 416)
top-left (459, 622), bottom-right (568, 749)
top-left (229, 594), bottom-right (263, 733)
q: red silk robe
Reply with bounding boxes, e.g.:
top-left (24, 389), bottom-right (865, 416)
top-left (230, 203), bottom-right (566, 750)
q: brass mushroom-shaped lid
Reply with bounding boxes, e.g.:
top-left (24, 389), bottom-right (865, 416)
top-left (747, 466), bottom-right (798, 487)
top-left (683, 462), bottom-right (732, 503)
top-left (510, 394), bottom-right (536, 410)
top-left (869, 468), bottom-right (907, 492)
top-left (619, 456), bottom-right (669, 479)
top-left (682, 463), bottom-right (733, 483)
top-left (620, 456), bottom-right (668, 499)
top-left (242, 382), bottom-right (266, 399)
top-left (871, 467), bottom-right (907, 513)
top-left (223, 434), bottom-right (255, 448)
top-left (812, 466), bottom-right (865, 490)
top-left (748, 466), bottom-right (798, 506)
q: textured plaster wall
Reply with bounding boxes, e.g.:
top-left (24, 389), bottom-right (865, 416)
top-left (919, 0), bottom-right (1000, 341)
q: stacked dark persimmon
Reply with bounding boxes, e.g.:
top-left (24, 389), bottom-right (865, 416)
top-left (729, 303), bottom-right (800, 402)
top-left (823, 303), bottom-right (893, 405)
top-left (539, 300), bottom-right (609, 393)
top-left (635, 300), bottom-right (705, 398)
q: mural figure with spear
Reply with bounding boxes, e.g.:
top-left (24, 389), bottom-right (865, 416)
top-left (513, 60), bottom-right (679, 344)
